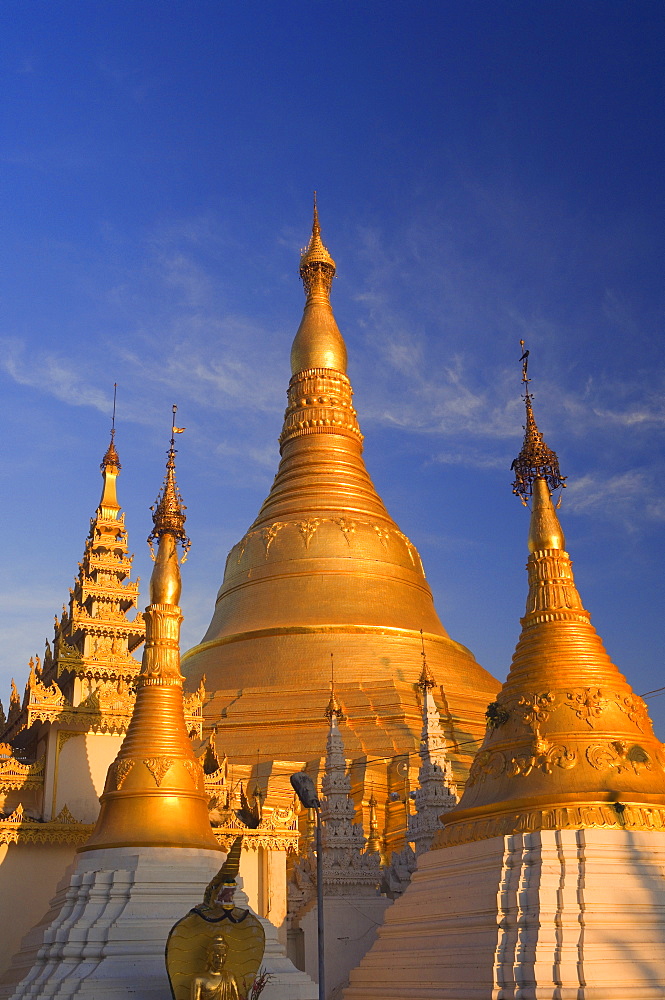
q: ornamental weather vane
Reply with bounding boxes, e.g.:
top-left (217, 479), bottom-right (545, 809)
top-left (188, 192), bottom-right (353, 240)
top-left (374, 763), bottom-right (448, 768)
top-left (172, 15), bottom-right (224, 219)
top-left (148, 404), bottom-right (191, 562)
top-left (510, 341), bottom-right (566, 506)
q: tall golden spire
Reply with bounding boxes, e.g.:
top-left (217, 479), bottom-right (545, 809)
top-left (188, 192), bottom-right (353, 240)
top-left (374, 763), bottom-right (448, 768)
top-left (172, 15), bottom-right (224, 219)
top-left (438, 348), bottom-right (665, 847)
top-left (82, 411), bottom-right (220, 852)
top-left (290, 193), bottom-right (347, 376)
top-left (182, 206), bottom-right (499, 856)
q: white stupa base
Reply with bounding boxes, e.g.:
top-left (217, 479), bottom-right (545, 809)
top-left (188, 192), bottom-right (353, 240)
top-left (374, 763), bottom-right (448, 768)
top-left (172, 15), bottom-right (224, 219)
top-left (299, 896), bottom-right (391, 1000)
top-left (233, 884), bottom-right (317, 1000)
top-left (345, 828), bottom-right (665, 1000)
top-left (0, 846), bottom-right (316, 1000)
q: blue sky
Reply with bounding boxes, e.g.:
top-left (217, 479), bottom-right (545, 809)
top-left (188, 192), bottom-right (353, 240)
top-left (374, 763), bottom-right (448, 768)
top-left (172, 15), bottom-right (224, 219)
top-left (1, 2), bottom-right (664, 733)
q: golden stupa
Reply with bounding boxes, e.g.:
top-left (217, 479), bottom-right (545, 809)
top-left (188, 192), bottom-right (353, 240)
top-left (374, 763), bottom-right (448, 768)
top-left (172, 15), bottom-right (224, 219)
top-left (85, 410), bottom-right (221, 853)
top-left (438, 356), bottom-right (665, 846)
top-left (183, 199), bottom-right (499, 849)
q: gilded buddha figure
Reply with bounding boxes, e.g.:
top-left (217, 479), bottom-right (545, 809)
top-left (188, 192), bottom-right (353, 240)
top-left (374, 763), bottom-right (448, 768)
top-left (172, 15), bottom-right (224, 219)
top-left (191, 936), bottom-right (240, 1000)
top-left (167, 837), bottom-right (266, 1000)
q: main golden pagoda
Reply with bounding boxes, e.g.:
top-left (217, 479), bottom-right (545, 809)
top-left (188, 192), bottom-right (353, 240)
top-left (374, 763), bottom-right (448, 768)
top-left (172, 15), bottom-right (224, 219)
top-left (183, 200), bottom-right (499, 851)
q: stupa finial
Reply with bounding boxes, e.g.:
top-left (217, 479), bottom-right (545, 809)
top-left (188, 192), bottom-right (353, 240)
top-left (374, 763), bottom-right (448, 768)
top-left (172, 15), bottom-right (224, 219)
top-left (511, 342), bottom-right (566, 506)
top-left (148, 405), bottom-right (190, 562)
top-left (98, 384), bottom-right (122, 517)
top-left (299, 190), bottom-right (336, 285)
top-left (418, 629), bottom-right (436, 692)
top-left (100, 383), bottom-right (121, 472)
top-left (325, 653), bottom-right (345, 723)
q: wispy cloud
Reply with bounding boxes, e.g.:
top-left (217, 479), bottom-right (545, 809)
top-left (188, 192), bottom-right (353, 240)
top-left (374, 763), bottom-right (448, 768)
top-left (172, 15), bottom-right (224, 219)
top-left (565, 470), bottom-right (665, 525)
top-left (429, 447), bottom-right (508, 471)
top-left (1, 339), bottom-right (110, 413)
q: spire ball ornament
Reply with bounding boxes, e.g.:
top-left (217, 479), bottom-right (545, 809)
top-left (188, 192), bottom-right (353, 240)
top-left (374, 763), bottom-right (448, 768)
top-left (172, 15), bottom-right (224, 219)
top-left (510, 342), bottom-right (566, 505)
top-left (148, 405), bottom-right (191, 562)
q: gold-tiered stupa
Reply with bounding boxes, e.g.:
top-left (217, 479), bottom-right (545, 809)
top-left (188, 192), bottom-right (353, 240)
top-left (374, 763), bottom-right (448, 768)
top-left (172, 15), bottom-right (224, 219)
top-left (183, 200), bottom-right (499, 850)
top-left (439, 362), bottom-right (665, 846)
top-left (85, 414), bottom-right (220, 852)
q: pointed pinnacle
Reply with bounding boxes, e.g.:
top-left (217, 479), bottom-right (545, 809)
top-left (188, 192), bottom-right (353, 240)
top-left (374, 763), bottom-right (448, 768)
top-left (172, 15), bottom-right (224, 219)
top-left (510, 345), bottom-right (566, 504)
top-left (324, 682), bottom-right (345, 723)
top-left (100, 429), bottom-right (121, 471)
top-left (148, 409), bottom-right (191, 559)
top-left (418, 629), bottom-right (436, 691)
top-left (300, 193), bottom-right (336, 284)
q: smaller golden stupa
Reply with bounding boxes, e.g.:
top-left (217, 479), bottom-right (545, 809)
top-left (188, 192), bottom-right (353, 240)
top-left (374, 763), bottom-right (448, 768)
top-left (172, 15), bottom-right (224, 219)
top-left (83, 408), bottom-right (221, 853)
top-left (438, 347), bottom-right (665, 846)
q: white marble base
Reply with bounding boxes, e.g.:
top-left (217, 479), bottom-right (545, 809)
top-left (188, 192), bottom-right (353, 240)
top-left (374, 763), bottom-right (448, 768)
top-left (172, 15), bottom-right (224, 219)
top-left (300, 897), bottom-right (391, 1000)
top-left (0, 846), bottom-right (316, 1000)
top-left (345, 828), bottom-right (665, 1000)
top-left (233, 883), bottom-right (317, 1000)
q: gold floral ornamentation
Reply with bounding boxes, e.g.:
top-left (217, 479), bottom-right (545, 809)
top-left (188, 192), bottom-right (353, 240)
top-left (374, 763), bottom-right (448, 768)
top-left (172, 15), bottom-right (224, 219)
top-left (373, 525), bottom-right (390, 548)
top-left (182, 758), bottom-right (203, 788)
top-left (261, 523), bottom-right (284, 557)
top-left (615, 694), bottom-right (652, 735)
top-left (436, 802), bottom-right (665, 848)
top-left (212, 827), bottom-right (299, 853)
top-left (235, 535), bottom-right (250, 565)
top-left (296, 519), bottom-right (321, 549)
top-left (0, 816), bottom-right (93, 846)
top-left (28, 675), bottom-right (65, 707)
top-left (114, 758), bottom-right (135, 789)
top-left (506, 739), bottom-right (577, 778)
top-left (5, 804), bottom-right (25, 824)
top-left (52, 804), bottom-right (80, 824)
top-left (566, 688), bottom-right (607, 728)
top-left (586, 741), bottom-right (652, 775)
top-left (466, 750), bottom-right (506, 788)
top-left (0, 754), bottom-right (45, 791)
top-left (143, 756), bottom-right (175, 786)
top-left (394, 530), bottom-right (416, 566)
top-left (515, 692), bottom-right (555, 734)
top-left (57, 731), bottom-right (82, 753)
top-left (335, 517), bottom-right (357, 545)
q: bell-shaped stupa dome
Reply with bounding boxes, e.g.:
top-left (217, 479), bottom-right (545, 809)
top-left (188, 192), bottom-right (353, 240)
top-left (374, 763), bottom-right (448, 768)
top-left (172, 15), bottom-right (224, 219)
top-left (183, 201), bottom-right (499, 849)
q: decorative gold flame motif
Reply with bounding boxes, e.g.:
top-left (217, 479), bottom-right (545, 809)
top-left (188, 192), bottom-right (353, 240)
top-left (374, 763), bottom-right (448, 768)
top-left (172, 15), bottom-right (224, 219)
top-left (82, 418), bottom-right (220, 853)
top-left (438, 377), bottom-right (665, 847)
